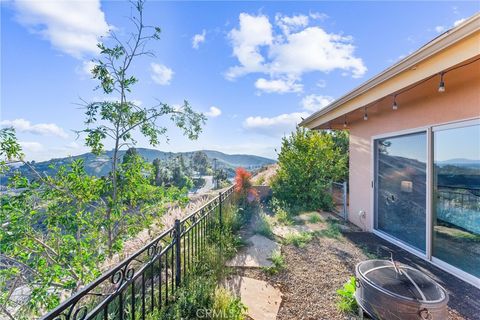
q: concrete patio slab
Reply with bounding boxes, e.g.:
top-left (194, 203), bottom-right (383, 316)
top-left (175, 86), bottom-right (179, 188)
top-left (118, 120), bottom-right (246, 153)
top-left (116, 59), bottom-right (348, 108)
top-left (226, 235), bottom-right (281, 267)
top-left (224, 276), bottom-right (282, 320)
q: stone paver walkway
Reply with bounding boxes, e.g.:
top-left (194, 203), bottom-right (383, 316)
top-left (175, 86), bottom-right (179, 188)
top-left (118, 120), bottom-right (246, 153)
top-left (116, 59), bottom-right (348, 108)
top-left (226, 234), bottom-right (281, 268)
top-left (225, 210), bottom-right (284, 320)
top-left (224, 275), bottom-right (282, 320)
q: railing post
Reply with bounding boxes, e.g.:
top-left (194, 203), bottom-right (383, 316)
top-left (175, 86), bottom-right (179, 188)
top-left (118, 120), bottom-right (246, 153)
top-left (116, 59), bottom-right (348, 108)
top-left (342, 181), bottom-right (348, 220)
top-left (218, 191), bottom-right (223, 231)
top-left (174, 219), bottom-right (181, 288)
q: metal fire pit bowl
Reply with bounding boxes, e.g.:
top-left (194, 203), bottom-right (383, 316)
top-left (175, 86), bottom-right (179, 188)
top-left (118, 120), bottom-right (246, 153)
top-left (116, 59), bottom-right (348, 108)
top-left (355, 259), bottom-right (449, 320)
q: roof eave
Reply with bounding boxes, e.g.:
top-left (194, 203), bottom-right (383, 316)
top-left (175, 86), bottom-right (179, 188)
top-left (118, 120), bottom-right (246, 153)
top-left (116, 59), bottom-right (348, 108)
top-left (300, 13), bottom-right (480, 129)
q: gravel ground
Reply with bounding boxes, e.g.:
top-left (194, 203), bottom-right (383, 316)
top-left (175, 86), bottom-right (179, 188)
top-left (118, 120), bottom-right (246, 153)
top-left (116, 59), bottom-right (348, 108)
top-left (231, 210), bottom-right (477, 320)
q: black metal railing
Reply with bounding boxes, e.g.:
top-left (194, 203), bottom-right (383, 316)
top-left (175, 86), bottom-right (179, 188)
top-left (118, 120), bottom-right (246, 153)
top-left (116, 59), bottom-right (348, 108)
top-left (40, 185), bottom-right (235, 320)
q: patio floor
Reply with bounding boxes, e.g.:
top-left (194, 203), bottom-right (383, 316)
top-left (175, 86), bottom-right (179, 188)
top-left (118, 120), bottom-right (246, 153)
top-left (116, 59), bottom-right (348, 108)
top-left (230, 209), bottom-right (480, 320)
top-left (344, 231), bottom-right (480, 320)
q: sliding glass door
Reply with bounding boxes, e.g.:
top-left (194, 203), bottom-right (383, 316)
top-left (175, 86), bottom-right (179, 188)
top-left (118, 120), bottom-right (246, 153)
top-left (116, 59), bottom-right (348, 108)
top-left (374, 120), bottom-right (480, 282)
top-left (433, 122), bottom-right (480, 277)
top-left (374, 132), bottom-right (427, 252)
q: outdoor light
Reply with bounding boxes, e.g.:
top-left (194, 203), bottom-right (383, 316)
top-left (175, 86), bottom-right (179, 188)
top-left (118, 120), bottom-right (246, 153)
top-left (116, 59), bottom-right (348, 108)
top-left (343, 116), bottom-right (348, 128)
top-left (438, 72), bottom-right (445, 92)
top-left (392, 95), bottom-right (398, 110)
top-left (363, 108), bottom-right (368, 121)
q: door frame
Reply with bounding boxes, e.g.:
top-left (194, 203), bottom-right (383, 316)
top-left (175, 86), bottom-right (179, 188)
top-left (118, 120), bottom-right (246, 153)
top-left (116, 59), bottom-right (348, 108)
top-left (370, 117), bottom-right (480, 288)
top-left (371, 127), bottom-right (429, 258)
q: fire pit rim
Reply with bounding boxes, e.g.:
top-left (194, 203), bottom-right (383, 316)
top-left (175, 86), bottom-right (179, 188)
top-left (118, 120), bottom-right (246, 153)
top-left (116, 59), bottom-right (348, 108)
top-left (355, 259), bottom-right (449, 305)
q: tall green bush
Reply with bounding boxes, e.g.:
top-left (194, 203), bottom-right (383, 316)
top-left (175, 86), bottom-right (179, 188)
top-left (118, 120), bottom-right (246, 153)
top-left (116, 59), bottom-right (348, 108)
top-left (272, 127), bottom-right (348, 213)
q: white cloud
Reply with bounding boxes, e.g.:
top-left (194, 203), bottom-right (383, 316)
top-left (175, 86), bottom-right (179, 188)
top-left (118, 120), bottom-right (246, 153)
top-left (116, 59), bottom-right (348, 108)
top-left (19, 141), bottom-right (43, 153)
top-left (150, 63), bottom-right (174, 85)
top-left (13, 0), bottom-right (110, 59)
top-left (269, 27), bottom-right (366, 78)
top-left (226, 13), bottom-right (273, 80)
top-left (434, 18), bottom-right (467, 34)
top-left (275, 14), bottom-right (309, 35)
top-left (244, 92), bottom-right (334, 136)
top-left (226, 12), bottom-right (366, 92)
top-left (309, 12), bottom-right (328, 21)
top-left (255, 77), bottom-right (303, 94)
top-left (205, 106), bottom-right (222, 118)
top-left (1, 118), bottom-right (69, 139)
top-left (243, 112), bottom-right (308, 137)
top-left (453, 18), bottom-right (466, 27)
top-left (192, 29), bottom-right (206, 49)
top-left (77, 60), bottom-right (97, 77)
top-left (301, 94), bottom-right (334, 112)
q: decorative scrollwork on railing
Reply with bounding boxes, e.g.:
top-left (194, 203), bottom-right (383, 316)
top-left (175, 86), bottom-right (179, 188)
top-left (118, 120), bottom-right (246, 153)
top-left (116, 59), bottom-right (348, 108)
top-left (147, 244), bottom-right (158, 259)
top-left (125, 267), bottom-right (135, 281)
top-left (111, 269), bottom-right (124, 285)
top-left (40, 185), bottom-right (235, 320)
top-left (72, 306), bottom-right (88, 320)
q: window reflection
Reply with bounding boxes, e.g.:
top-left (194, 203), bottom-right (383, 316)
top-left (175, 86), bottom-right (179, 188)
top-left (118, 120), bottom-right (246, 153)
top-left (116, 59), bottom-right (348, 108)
top-left (375, 132), bottom-right (427, 252)
top-left (433, 124), bottom-right (480, 277)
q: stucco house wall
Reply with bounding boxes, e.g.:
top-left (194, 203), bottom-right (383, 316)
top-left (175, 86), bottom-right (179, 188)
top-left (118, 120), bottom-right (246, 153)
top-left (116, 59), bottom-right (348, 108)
top-left (347, 59), bottom-right (480, 230)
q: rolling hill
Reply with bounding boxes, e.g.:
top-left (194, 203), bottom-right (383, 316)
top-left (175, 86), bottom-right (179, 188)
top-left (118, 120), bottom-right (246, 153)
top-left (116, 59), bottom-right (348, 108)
top-left (6, 148), bottom-right (276, 180)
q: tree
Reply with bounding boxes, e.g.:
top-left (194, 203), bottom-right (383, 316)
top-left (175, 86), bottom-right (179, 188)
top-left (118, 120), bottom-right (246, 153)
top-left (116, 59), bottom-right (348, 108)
top-left (170, 161), bottom-right (193, 190)
top-left (271, 127), bottom-right (348, 213)
top-left (151, 157), bottom-right (192, 190)
top-left (214, 168), bottom-right (228, 183)
top-left (122, 147), bottom-right (139, 164)
top-left (192, 151), bottom-right (208, 175)
top-left (0, 1), bottom-right (201, 316)
top-left (1, 129), bottom-right (107, 316)
top-left (78, 0), bottom-right (205, 255)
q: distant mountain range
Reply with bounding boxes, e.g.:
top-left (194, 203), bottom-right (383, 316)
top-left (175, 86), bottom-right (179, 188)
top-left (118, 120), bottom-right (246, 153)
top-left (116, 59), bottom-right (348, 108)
top-left (437, 158), bottom-right (480, 168)
top-left (6, 148), bottom-right (276, 180)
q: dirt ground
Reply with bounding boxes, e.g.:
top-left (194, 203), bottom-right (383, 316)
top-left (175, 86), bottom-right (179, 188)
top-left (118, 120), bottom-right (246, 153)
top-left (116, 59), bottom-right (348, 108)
top-left (232, 209), bottom-right (477, 320)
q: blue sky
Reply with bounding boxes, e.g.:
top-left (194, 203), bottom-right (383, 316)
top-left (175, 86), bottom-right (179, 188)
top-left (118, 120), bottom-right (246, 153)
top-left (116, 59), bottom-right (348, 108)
top-left (1, 1), bottom-right (479, 161)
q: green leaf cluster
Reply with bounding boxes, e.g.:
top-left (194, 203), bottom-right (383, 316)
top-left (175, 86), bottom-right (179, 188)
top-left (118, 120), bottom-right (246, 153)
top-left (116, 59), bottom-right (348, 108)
top-left (336, 276), bottom-right (358, 314)
top-left (271, 127), bottom-right (348, 213)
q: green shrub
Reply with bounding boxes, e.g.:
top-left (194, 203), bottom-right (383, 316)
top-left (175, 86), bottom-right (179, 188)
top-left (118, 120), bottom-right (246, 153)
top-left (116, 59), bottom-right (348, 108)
top-left (276, 208), bottom-right (293, 226)
top-left (254, 213), bottom-right (274, 239)
top-left (146, 277), bottom-right (246, 320)
top-left (308, 212), bottom-right (322, 224)
top-left (146, 203), bottom-right (247, 320)
top-left (336, 276), bottom-right (358, 314)
top-left (212, 287), bottom-right (247, 320)
top-left (270, 197), bottom-right (293, 225)
top-left (271, 127), bottom-right (348, 213)
top-left (318, 218), bottom-right (342, 239)
top-left (263, 250), bottom-right (285, 275)
top-left (284, 232), bottom-right (313, 248)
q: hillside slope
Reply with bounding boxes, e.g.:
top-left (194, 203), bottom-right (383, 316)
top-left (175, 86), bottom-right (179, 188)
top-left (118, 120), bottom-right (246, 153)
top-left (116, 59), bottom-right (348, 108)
top-left (8, 148), bottom-right (275, 180)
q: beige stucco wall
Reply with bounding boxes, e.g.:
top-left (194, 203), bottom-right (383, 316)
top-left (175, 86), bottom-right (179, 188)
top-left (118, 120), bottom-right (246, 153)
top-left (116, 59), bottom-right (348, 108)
top-left (347, 59), bottom-right (480, 230)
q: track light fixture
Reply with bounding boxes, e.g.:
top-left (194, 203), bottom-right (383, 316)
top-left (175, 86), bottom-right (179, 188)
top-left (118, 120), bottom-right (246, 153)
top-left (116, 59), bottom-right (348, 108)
top-left (392, 95), bottom-right (398, 110)
top-left (438, 72), bottom-right (445, 92)
top-left (341, 58), bottom-right (479, 126)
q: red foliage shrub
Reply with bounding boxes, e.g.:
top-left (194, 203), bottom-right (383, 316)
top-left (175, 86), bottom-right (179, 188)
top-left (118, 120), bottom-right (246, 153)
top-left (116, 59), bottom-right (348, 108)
top-left (234, 167), bottom-right (258, 203)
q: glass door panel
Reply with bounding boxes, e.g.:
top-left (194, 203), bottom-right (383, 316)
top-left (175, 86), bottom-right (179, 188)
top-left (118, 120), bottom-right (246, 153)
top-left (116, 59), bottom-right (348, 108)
top-left (433, 123), bottom-right (480, 277)
top-left (375, 132), bottom-right (427, 252)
